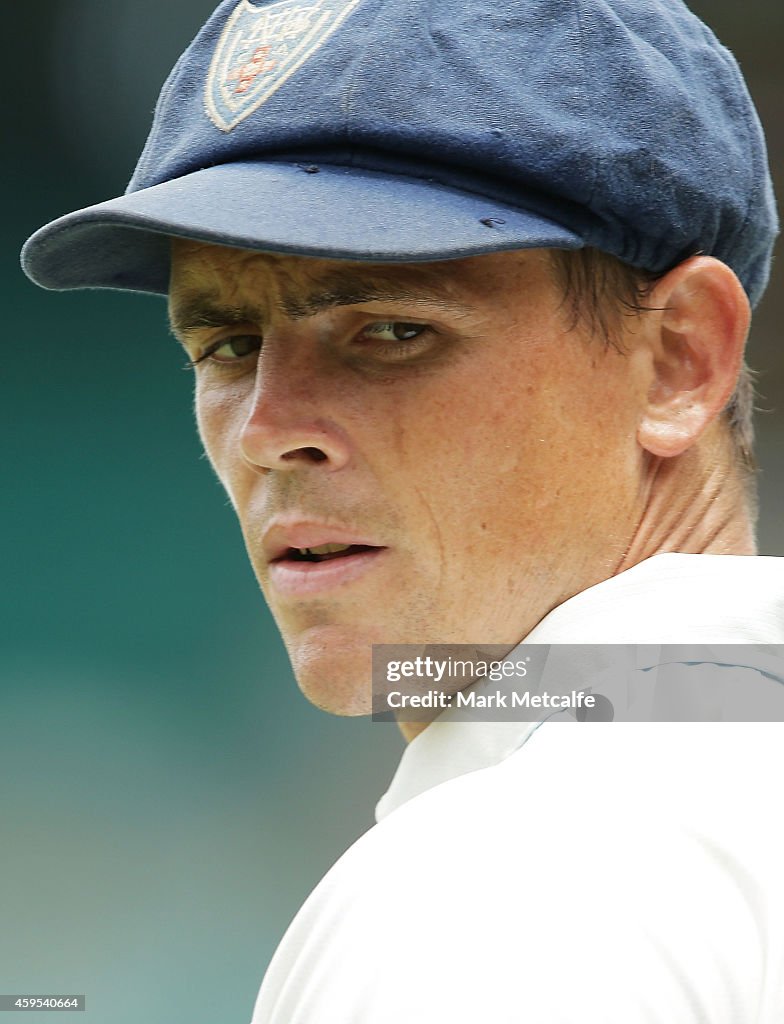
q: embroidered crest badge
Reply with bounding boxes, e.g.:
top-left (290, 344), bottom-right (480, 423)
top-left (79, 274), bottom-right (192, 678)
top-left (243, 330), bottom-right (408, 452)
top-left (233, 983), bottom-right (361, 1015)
top-left (205, 0), bottom-right (363, 132)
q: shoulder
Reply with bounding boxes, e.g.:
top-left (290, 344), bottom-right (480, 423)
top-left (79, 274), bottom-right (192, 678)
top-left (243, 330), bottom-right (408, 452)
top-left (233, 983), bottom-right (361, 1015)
top-left (254, 722), bottom-right (784, 1023)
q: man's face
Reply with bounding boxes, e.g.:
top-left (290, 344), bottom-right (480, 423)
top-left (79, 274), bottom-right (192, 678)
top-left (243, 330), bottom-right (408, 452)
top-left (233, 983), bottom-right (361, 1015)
top-left (169, 241), bottom-right (650, 714)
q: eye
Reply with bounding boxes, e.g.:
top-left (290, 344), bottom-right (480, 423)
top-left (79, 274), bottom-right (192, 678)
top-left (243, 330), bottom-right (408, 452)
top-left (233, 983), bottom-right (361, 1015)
top-left (191, 334), bottom-right (261, 366)
top-left (352, 321), bottom-right (435, 363)
top-left (361, 322), bottom-right (427, 344)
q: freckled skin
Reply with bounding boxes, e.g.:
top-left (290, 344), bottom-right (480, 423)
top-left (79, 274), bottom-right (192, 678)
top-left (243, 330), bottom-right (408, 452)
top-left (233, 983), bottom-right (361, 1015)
top-left (168, 241), bottom-right (748, 719)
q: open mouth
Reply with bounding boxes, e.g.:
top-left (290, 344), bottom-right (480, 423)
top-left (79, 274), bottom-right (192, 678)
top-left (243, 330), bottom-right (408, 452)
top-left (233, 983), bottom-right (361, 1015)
top-left (283, 543), bottom-right (378, 563)
top-left (268, 541), bottom-right (387, 596)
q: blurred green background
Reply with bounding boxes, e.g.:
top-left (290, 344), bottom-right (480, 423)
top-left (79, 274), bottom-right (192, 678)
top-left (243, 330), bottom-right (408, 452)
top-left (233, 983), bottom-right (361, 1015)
top-left (2, 2), bottom-right (782, 1022)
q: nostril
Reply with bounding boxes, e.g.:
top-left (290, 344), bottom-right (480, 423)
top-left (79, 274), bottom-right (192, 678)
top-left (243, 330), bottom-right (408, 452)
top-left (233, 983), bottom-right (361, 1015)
top-left (303, 447), bottom-right (328, 462)
top-left (281, 446), bottom-right (328, 463)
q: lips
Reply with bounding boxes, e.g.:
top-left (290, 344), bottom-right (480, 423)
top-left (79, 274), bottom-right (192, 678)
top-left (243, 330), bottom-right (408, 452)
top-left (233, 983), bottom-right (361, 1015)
top-left (264, 524), bottom-right (387, 596)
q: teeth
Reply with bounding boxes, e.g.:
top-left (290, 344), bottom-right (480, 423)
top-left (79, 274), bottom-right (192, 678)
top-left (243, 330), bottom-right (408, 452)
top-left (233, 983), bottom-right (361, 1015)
top-left (300, 543), bottom-right (352, 556)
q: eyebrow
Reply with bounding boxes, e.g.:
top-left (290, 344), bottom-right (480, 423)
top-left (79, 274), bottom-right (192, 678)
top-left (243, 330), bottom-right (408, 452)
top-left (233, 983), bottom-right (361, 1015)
top-left (169, 269), bottom-right (472, 340)
top-left (279, 273), bottom-right (470, 320)
top-left (169, 299), bottom-right (260, 340)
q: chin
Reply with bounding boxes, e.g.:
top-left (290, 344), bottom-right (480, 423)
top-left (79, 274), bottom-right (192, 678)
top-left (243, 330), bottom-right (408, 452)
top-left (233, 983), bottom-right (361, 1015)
top-left (285, 624), bottom-right (376, 717)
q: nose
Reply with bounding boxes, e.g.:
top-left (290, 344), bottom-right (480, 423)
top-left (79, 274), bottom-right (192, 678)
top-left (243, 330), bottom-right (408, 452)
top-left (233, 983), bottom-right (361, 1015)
top-left (238, 347), bottom-right (351, 472)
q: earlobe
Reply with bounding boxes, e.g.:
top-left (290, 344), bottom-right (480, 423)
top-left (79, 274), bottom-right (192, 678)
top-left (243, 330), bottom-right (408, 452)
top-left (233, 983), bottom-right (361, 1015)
top-left (636, 257), bottom-right (750, 459)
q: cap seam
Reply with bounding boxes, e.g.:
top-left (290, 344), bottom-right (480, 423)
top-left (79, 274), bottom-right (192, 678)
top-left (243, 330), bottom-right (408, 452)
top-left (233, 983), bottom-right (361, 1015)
top-left (129, 55), bottom-right (186, 193)
top-left (338, 0), bottom-right (389, 158)
top-left (572, 0), bottom-right (599, 212)
top-left (713, 44), bottom-right (761, 281)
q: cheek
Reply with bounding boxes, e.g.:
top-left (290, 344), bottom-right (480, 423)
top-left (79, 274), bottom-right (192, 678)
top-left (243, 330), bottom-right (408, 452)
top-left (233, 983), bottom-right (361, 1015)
top-left (194, 379), bottom-right (250, 498)
top-left (386, 351), bottom-right (546, 483)
top-left (372, 371), bottom-right (539, 567)
top-left (382, 349), bottom-right (641, 557)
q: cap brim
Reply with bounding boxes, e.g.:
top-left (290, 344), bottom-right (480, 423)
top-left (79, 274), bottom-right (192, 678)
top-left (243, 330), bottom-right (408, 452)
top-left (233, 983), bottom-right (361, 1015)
top-left (21, 160), bottom-right (583, 295)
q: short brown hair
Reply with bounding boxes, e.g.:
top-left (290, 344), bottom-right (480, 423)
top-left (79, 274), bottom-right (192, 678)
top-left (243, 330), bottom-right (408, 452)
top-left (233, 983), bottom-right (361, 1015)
top-left (550, 248), bottom-right (757, 478)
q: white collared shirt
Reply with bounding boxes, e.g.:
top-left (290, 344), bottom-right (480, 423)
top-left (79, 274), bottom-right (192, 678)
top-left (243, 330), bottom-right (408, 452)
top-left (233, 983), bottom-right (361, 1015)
top-left (252, 554), bottom-right (784, 1023)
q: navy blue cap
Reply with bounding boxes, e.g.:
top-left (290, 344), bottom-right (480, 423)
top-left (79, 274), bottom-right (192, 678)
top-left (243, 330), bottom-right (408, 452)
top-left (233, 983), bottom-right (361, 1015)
top-left (21, 0), bottom-right (778, 306)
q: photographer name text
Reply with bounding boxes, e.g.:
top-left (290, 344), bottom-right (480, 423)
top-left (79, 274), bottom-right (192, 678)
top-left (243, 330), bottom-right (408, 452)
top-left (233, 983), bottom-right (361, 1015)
top-left (385, 689), bottom-right (597, 710)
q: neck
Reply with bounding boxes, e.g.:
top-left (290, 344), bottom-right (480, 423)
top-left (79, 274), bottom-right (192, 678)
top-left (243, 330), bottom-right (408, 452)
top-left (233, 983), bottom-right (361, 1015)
top-left (618, 424), bottom-right (756, 571)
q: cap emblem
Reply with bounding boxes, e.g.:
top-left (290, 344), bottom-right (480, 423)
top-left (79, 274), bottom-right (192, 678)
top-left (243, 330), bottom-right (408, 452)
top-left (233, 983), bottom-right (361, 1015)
top-left (205, 0), bottom-right (362, 131)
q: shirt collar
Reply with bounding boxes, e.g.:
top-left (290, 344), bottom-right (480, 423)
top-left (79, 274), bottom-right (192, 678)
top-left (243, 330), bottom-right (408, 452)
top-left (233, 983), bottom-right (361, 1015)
top-left (375, 553), bottom-right (784, 821)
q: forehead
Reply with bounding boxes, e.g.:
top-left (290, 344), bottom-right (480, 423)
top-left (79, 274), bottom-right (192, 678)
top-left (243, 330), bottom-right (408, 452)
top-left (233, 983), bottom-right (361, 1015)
top-left (168, 238), bottom-right (558, 321)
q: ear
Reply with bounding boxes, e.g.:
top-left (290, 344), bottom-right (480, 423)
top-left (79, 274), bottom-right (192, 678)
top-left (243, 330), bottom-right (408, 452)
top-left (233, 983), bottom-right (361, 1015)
top-left (636, 256), bottom-right (750, 458)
